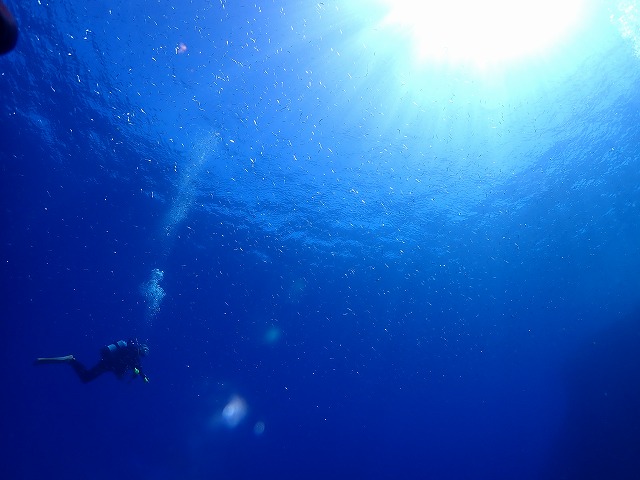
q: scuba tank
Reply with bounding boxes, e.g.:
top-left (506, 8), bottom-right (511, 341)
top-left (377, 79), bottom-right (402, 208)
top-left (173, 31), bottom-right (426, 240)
top-left (102, 340), bottom-right (127, 357)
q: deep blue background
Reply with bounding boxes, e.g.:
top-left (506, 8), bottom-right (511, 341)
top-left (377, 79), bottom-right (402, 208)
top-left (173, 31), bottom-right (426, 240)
top-left (2, 1), bottom-right (640, 479)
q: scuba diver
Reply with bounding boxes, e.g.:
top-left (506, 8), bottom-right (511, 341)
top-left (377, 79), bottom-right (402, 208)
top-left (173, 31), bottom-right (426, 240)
top-left (34, 339), bottom-right (150, 384)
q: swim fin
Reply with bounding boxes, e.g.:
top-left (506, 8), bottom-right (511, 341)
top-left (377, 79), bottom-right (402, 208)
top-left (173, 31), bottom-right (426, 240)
top-left (34, 355), bottom-right (75, 365)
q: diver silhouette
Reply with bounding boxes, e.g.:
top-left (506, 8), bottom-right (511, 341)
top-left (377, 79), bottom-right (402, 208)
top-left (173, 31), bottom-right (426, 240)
top-left (34, 339), bottom-right (150, 383)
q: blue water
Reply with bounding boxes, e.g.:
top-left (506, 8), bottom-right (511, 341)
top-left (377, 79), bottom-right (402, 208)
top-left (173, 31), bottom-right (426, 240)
top-left (2, 1), bottom-right (640, 479)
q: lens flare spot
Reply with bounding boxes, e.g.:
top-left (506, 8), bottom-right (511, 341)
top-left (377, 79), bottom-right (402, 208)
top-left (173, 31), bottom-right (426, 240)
top-left (253, 421), bottom-right (266, 436)
top-left (264, 325), bottom-right (282, 345)
top-left (176, 42), bottom-right (187, 54)
top-left (221, 395), bottom-right (248, 428)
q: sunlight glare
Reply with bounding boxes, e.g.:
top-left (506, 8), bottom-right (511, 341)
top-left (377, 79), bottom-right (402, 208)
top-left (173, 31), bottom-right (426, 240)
top-left (379, 0), bottom-right (586, 67)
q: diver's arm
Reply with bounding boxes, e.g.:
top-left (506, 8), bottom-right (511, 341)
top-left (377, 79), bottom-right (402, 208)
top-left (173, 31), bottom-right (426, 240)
top-left (133, 365), bottom-right (149, 383)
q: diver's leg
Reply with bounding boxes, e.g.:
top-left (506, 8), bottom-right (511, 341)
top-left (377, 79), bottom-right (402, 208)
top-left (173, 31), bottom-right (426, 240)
top-left (34, 356), bottom-right (111, 383)
top-left (69, 359), bottom-right (109, 383)
top-left (34, 355), bottom-right (75, 364)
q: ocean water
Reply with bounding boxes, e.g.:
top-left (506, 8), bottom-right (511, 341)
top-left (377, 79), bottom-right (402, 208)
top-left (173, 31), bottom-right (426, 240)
top-left (2, 1), bottom-right (640, 479)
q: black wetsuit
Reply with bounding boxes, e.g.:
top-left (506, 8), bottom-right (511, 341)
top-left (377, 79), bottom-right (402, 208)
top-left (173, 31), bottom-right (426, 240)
top-left (70, 340), bottom-right (148, 383)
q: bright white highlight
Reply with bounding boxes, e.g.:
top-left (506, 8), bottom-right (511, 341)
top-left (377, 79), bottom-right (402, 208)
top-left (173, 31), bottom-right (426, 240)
top-left (220, 395), bottom-right (248, 428)
top-left (614, 1), bottom-right (640, 55)
top-left (379, 0), bottom-right (585, 67)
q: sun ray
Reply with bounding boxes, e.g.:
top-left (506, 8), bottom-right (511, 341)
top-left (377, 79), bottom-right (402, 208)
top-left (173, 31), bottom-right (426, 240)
top-left (377, 0), bottom-right (587, 69)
